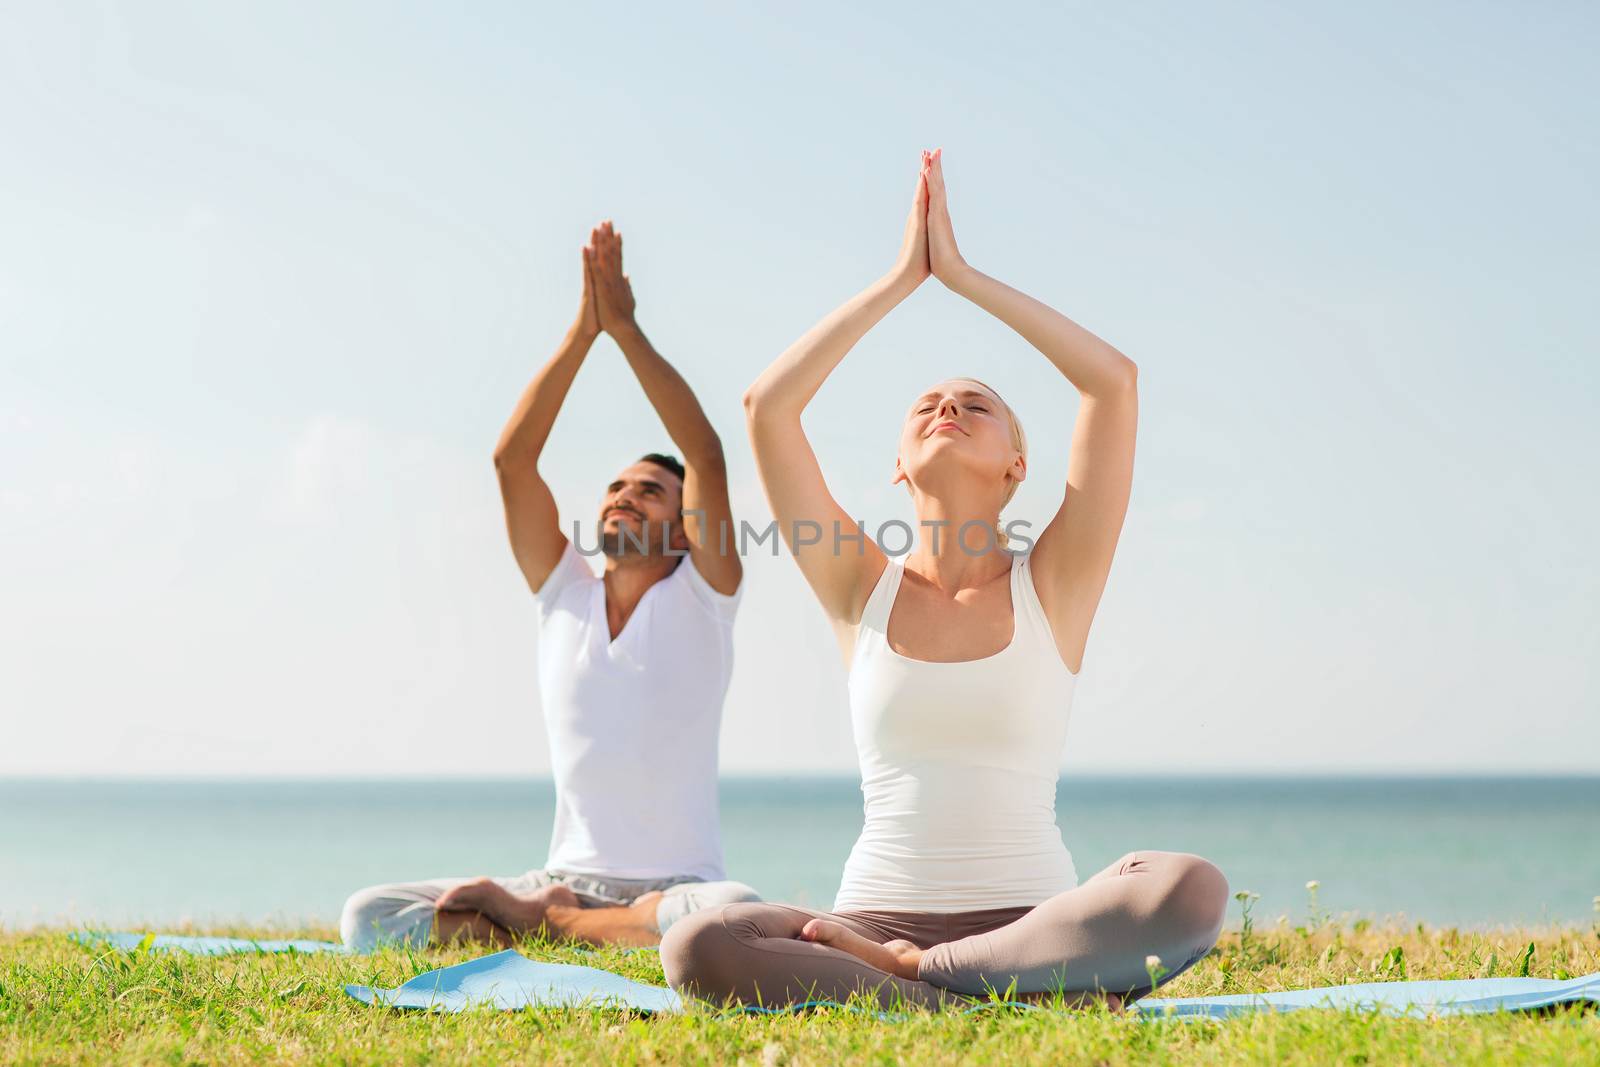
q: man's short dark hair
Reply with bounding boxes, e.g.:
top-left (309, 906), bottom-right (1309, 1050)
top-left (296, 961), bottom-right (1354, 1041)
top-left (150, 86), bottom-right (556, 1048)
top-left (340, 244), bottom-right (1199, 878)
top-left (639, 452), bottom-right (685, 482)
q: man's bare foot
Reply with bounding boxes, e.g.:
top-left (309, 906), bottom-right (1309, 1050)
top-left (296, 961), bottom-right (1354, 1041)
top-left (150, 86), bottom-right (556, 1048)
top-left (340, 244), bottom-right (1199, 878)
top-left (799, 918), bottom-right (922, 981)
top-left (627, 889), bottom-right (665, 925)
top-left (435, 878), bottom-right (581, 937)
top-left (543, 889), bottom-right (665, 948)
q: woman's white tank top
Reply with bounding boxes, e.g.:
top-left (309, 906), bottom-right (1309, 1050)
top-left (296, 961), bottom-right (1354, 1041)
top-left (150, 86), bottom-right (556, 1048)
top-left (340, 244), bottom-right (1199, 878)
top-left (833, 550), bottom-right (1080, 913)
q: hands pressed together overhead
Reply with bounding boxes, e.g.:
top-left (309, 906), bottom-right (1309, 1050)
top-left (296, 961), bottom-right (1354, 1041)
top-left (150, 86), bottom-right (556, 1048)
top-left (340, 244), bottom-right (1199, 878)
top-left (578, 219), bottom-right (638, 337)
top-left (894, 147), bottom-right (968, 291)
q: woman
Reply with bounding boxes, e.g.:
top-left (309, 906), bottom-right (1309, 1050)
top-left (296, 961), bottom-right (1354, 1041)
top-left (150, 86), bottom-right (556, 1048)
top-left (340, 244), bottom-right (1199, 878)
top-left (661, 150), bottom-right (1228, 1011)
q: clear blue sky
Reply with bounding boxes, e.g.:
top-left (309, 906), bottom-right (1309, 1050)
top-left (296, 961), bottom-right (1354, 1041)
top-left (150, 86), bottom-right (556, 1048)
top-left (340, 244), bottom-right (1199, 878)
top-left (2, 2), bottom-right (1595, 776)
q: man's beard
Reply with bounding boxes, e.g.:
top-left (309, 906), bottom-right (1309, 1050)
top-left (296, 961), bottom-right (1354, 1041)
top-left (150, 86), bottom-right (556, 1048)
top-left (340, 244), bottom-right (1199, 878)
top-left (599, 516), bottom-right (678, 559)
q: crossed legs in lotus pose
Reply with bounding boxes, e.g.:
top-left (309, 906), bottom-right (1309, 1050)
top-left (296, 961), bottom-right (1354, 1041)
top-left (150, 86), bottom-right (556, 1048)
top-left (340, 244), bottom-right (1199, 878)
top-left (662, 851), bottom-right (1228, 1011)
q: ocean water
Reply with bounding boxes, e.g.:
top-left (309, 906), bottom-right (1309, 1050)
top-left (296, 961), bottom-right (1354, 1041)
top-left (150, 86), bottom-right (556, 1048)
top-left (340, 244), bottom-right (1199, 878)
top-left (2, 776), bottom-right (1596, 931)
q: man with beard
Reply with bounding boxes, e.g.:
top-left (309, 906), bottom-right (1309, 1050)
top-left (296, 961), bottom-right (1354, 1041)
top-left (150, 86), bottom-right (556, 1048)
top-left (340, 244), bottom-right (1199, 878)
top-left (340, 220), bottom-right (759, 950)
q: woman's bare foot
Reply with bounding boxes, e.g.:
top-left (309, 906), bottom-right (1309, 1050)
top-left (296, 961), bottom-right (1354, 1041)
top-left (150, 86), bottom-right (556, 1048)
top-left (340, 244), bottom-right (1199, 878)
top-left (799, 918), bottom-right (923, 981)
top-left (795, 918), bottom-right (1126, 1012)
top-left (435, 878), bottom-right (581, 937)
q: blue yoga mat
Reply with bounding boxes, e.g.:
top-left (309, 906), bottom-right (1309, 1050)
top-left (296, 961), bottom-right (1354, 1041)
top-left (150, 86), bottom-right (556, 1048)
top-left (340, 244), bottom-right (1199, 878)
top-left (1137, 972), bottom-right (1600, 1019)
top-left (343, 949), bottom-right (1600, 1018)
top-left (73, 931), bottom-right (348, 956)
top-left (345, 949), bottom-right (683, 1013)
top-left (72, 930), bottom-right (657, 959)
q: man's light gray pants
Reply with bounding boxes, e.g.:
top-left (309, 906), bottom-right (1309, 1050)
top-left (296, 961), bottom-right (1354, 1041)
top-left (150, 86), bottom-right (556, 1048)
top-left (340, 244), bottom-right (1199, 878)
top-left (340, 867), bottom-right (762, 952)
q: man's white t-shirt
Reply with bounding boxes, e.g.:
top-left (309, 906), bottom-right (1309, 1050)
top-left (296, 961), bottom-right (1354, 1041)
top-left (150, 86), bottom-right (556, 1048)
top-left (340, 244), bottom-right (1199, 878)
top-left (532, 542), bottom-right (740, 881)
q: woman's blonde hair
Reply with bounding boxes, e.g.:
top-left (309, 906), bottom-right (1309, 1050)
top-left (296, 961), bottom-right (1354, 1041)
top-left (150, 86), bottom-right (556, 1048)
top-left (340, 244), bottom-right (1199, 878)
top-left (949, 377), bottom-right (1027, 549)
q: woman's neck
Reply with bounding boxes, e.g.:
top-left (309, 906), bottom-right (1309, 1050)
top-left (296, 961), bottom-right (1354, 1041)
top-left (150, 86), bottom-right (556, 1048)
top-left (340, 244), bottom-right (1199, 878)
top-left (906, 491), bottom-right (1009, 591)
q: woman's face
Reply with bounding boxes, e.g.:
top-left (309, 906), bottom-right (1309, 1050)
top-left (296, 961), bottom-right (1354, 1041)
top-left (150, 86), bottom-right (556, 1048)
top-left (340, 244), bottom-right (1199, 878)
top-left (895, 379), bottom-right (1023, 498)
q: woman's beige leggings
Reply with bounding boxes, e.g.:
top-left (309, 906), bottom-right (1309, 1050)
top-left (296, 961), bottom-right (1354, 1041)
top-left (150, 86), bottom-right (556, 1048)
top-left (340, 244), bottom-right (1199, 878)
top-left (661, 851), bottom-right (1228, 1009)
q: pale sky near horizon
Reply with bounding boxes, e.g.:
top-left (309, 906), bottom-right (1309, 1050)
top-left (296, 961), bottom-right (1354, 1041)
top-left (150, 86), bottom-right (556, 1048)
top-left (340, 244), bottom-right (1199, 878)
top-left (2, 2), bottom-right (1596, 777)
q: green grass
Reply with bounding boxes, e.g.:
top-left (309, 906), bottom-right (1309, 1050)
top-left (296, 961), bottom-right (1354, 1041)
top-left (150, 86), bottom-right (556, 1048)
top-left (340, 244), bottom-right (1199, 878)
top-left (2, 914), bottom-right (1597, 1065)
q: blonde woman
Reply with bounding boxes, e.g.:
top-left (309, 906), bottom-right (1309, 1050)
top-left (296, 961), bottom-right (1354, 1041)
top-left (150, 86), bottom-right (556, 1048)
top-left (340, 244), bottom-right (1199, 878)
top-left (660, 150), bottom-right (1227, 1010)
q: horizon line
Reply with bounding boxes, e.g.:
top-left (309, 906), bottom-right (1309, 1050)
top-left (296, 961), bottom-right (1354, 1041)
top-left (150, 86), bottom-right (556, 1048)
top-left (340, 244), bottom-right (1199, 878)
top-left (3, 770), bottom-right (1597, 785)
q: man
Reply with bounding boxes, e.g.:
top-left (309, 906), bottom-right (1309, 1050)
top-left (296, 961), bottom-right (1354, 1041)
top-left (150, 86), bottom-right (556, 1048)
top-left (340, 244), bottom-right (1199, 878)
top-left (340, 220), bottom-right (758, 950)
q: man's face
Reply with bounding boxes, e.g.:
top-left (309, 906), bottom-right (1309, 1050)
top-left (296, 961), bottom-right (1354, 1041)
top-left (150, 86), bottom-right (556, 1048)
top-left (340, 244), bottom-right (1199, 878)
top-left (597, 460), bottom-right (688, 558)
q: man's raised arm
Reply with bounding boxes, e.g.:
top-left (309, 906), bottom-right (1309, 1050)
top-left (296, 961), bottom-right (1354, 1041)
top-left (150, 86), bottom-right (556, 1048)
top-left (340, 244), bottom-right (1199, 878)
top-left (587, 220), bottom-right (741, 595)
top-left (492, 246), bottom-right (601, 594)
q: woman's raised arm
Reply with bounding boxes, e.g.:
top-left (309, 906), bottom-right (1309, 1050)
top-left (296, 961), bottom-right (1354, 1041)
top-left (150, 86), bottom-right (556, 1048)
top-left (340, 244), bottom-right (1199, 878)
top-left (924, 149), bottom-right (1139, 673)
top-left (743, 157), bottom-right (933, 625)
